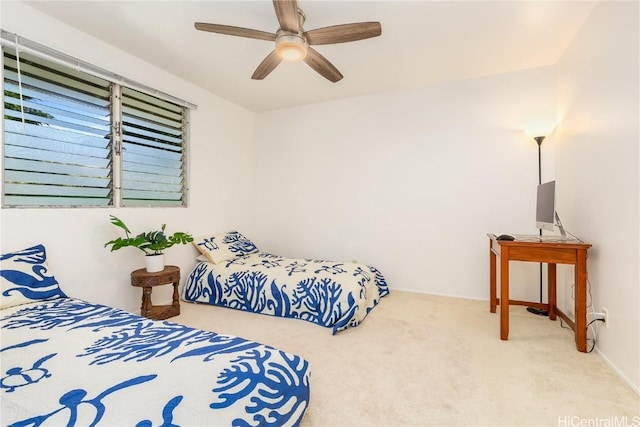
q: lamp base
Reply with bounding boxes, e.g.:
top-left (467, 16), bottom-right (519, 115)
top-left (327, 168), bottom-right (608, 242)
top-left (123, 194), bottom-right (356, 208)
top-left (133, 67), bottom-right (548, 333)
top-left (526, 306), bottom-right (549, 317)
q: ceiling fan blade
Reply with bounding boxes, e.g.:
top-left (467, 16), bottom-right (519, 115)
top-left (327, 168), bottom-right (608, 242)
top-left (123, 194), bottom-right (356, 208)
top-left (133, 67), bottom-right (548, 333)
top-left (272, 0), bottom-right (299, 33)
top-left (251, 51), bottom-right (283, 80)
top-left (194, 22), bottom-right (276, 41)
top-left (305, 22), bottom-right (382, 45)
top-left (303, 47), bottom-right (343, 83)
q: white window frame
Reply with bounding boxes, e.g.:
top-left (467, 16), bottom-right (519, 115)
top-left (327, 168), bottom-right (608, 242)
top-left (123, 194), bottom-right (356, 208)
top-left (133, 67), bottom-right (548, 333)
top-left (1, 30), bottom-right (195, 208)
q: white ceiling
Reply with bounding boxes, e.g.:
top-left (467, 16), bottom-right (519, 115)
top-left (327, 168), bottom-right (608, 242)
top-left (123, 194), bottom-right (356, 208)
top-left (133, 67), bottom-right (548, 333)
top-left (23, 0), bottom-right (596, 112)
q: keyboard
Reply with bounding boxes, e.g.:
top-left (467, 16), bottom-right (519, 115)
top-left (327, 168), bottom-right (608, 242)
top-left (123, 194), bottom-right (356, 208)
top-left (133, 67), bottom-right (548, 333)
top-left (511, 234), bottom-right (580, 243)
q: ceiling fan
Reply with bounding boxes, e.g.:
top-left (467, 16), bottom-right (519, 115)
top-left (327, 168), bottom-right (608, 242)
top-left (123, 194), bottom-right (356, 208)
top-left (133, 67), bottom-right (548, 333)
top-left (194, 0), bottom-right (382, 82)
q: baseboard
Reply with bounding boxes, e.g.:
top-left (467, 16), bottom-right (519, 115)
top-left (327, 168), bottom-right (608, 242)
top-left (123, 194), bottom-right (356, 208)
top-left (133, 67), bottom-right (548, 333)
top-left (388, 286), bottom-right (487, 302)
top-left (594, 347), bottom-right (640, 395)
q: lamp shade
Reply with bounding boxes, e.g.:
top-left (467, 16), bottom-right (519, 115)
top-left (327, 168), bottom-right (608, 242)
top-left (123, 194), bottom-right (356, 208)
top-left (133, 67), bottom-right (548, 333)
top-left (524, 121), bottom-right (557, 140)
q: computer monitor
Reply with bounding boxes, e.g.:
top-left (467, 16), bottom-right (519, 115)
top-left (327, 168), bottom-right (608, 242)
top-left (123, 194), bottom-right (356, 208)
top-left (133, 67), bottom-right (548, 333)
top-left (536, 180), bottom-right (567, 237)
top-left (536, 180), bottom-right (556, 232)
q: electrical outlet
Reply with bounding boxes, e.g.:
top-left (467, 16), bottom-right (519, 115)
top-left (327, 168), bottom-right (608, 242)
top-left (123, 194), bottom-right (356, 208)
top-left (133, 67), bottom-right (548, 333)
top-left (602, 307), bottom-right (609, 328)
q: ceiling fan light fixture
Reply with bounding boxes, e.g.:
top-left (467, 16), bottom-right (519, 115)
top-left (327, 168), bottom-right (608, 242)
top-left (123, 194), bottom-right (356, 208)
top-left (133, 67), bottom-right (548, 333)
top-left (275, 33), bottom-right (308, 61)
top-left (194, 1), bottom-right (382, 82)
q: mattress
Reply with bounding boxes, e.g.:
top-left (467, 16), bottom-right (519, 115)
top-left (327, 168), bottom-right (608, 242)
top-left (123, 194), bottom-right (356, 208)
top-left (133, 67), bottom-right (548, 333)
top-left (0, 297), bottom-right (311, 426)
top-left (183, 252), bottom-right (390, 333)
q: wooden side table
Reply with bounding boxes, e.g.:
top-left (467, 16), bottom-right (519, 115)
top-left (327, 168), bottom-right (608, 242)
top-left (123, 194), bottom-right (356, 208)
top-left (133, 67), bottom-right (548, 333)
top-left (130, 265), bottom-right (180, 320)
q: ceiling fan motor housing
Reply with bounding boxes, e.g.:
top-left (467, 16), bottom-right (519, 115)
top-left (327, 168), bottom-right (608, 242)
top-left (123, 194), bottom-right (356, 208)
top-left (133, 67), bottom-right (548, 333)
top-left (275, 30), bottom-right (308, 61)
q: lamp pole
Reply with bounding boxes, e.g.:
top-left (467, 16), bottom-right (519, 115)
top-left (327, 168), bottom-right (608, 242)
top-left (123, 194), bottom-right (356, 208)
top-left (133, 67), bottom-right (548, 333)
top-left (527, 136), bottom-right (549, 316)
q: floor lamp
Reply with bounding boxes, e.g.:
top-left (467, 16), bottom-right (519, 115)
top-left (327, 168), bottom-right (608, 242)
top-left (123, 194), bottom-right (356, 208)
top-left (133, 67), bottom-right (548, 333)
top-left (526, 135), bottom-right (549, 317)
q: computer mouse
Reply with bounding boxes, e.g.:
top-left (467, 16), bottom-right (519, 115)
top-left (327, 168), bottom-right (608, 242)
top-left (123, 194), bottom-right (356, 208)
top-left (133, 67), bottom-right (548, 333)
top-left (497, 234), bottom-right (515, 241)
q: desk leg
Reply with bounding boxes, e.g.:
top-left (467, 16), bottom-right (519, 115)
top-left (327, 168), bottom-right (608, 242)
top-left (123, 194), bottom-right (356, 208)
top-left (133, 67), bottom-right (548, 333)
top-left (500, 246), bottom-right (510, 340)
top-left (490, 242), bottom-right (496, 313)
top-left (548, 263), bottom-right (557, 321)
top-left (575, 250), bottom-right (588, 352)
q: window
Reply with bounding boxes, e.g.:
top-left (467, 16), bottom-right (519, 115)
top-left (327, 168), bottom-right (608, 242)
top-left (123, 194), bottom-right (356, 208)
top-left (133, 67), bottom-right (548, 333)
top-left (2, 46), bottom-right (189, 207)
top-left (121, 87), bottom-right (187, 207)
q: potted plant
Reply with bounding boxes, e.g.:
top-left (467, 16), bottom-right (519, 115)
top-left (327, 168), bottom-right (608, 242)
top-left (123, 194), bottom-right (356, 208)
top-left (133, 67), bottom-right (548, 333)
top-left (104, 215), bottom-right (194, 272)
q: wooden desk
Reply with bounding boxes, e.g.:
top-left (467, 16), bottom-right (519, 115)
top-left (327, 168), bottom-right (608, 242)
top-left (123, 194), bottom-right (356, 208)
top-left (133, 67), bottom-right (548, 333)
top-left (487, 234), bottom-right (592, 352)
top-left (131, 266), bottom-right (180, 320)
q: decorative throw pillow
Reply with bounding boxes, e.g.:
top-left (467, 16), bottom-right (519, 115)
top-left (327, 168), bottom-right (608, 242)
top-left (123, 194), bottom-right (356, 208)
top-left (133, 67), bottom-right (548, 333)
top-left (193, 231), bottom-right (259, 264)
top-left (0, 244), bottom-right (67, 309)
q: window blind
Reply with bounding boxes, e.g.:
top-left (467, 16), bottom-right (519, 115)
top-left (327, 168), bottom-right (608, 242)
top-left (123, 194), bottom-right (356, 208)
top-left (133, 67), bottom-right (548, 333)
top-left (3, 49), bottom-right (113, 206)
top-left (121, 87), bottom-right (186, 207)
top-left (3, 44), bottom-right (190, 208)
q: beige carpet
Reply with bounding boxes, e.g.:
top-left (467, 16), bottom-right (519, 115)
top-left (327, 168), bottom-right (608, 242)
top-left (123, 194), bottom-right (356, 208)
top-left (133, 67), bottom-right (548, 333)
top-left (174, 290), bottom-right (640, 426)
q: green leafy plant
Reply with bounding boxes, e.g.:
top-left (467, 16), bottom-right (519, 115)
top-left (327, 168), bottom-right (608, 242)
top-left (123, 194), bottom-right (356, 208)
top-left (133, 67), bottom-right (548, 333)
top-left (104, 215), bottom-right (193, 256)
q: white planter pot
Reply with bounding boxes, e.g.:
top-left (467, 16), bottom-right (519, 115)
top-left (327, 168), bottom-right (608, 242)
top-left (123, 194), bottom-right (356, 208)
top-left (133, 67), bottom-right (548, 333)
top-left (145, 254), bottom-right (165, 273)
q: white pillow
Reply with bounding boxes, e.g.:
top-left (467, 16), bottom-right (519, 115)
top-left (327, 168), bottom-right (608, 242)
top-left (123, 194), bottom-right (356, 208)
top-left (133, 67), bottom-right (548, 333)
top-left (1, 244), bottom-right (67, 309)
top-left (193, 231), bottom-right (259, 264)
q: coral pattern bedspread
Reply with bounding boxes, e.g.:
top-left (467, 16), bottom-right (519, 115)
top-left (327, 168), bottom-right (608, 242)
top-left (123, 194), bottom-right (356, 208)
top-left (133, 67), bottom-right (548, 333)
top-left (183, 253), bottom-right (390, 334)
top-left (0, 298), bottom-right (310, 427)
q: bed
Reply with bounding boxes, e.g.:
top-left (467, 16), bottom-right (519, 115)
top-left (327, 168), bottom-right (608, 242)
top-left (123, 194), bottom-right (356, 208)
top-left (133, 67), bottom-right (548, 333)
top-left (1, 244), bottom-right (311, 427)
top-left (185, 231), bottom-right (390, 334)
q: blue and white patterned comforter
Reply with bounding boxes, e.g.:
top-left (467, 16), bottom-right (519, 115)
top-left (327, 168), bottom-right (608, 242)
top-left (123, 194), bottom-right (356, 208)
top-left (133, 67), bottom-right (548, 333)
top-left (183, 253), bottom-right (390, 334)
top-left (0, 298), bottom-right (311, 427)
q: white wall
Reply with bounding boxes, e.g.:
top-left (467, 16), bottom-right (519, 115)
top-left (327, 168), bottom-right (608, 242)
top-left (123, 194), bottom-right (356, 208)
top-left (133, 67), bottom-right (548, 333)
top-left (255, 67), bottom-right (557, 302)
top-left (555, 1), bottom-right (639, 391)
top-left (3, 0), bottom-right (637, 393)
top-left (0, 2), bottom-right (257, 312)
